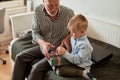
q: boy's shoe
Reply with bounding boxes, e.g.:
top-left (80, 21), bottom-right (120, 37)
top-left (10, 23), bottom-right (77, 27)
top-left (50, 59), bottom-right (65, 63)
top-left (92, 78), bottom-right (97, 80)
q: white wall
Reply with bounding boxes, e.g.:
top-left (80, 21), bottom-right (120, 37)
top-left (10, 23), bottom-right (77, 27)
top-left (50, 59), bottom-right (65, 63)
top-left (60, 0), bottom-right (120, 25)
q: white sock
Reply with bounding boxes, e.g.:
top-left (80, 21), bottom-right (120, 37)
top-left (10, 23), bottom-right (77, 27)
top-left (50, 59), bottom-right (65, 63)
top-left (82, 70), bottom-right (93, 80)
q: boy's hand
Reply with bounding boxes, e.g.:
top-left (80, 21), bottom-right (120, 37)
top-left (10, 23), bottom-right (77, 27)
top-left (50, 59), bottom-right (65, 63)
top-left (57, 46), bottom-right (66, 55)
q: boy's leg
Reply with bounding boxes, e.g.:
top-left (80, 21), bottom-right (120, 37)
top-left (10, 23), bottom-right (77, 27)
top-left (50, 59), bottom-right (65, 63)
top-left (82, 70), bottom-right (97, 80)
top-left (56, 65), bottom-right (84, 77)
top-left (56, 65), bottom-right (97, 80)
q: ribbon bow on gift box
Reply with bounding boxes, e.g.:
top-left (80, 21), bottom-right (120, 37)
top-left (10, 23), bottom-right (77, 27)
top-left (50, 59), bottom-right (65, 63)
top-left (49, 51), bottom-right (61, 66)
top-left (49, 51), bottom-right (71, 66)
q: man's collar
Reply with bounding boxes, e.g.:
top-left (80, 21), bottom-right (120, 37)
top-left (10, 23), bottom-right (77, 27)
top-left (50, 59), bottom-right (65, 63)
top-left (42, 6), bottom-right (62, 16)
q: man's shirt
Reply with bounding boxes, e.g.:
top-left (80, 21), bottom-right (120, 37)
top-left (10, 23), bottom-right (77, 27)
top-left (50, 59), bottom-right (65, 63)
top-left (32, 4), bottom-right (74, 47)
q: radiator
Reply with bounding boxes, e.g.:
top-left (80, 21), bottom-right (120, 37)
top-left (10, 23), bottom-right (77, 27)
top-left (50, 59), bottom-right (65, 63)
top-left (87, 16), bottom-right (120, 48)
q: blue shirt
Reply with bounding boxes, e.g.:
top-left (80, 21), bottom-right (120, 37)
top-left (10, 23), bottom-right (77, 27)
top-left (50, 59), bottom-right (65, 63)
top-left (63, 34), bottom-right (93, 70)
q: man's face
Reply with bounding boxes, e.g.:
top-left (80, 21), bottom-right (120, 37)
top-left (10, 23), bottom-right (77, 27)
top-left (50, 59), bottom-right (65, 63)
top-left (43, 0), bottom-right (59, 17)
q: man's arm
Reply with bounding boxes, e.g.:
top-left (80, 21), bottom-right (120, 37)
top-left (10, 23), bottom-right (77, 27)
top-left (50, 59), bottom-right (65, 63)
top-left (32, 8), bottom-right (44, 43)
top-left (60, 34), bottom-right (71, 53)
top-left (32, 8), bottom-right (55, 59)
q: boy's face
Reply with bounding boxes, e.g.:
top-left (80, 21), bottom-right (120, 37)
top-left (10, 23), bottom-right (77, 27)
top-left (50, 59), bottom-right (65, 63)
top-left (69, 25), bottom-right (83, 39)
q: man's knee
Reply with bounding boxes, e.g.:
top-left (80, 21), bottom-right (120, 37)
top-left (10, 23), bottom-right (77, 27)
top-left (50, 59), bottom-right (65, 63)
top-left (15, 51), bottom-right (26, 62)
top-left (31, 58), bottom-right (50, 73)
top-left (15, 53), bottom-right (23, 61)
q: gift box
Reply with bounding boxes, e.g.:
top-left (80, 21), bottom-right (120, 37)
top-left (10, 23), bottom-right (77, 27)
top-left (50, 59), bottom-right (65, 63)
top-left (49, 55), bottom-right (71, 66)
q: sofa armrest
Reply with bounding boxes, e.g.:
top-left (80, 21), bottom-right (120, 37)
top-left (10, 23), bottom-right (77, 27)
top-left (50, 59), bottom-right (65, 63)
top-left (10, 12), bottom-right (33, 39)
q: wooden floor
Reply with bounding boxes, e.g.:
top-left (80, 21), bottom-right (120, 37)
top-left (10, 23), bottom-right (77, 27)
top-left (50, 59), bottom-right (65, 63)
top-left (0, 44), bottom-right (13, 80)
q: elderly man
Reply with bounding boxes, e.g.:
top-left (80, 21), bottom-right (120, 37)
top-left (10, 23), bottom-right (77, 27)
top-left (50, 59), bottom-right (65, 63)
top-left (12, 0), bottom-right (74, 80)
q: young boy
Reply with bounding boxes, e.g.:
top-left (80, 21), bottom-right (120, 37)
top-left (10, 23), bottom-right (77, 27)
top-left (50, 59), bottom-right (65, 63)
top-left (56, 14), bottom-right (97, 80)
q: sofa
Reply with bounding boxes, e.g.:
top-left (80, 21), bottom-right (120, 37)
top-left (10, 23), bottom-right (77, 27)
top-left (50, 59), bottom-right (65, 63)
top-left (9, 12), bottom-right (120, 80)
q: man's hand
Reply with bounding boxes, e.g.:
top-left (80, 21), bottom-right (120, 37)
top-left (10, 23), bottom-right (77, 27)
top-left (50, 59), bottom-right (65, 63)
top-left (38, 39), bottom-right (55, 59)
top-left (60, 34), bottom-right (71, 52)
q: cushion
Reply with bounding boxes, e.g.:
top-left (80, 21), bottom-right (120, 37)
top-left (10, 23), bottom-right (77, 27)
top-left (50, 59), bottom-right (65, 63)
top-left (91, 43), bottom-right (113, 66)
top-left (16, 29), bottom-right (31, 38)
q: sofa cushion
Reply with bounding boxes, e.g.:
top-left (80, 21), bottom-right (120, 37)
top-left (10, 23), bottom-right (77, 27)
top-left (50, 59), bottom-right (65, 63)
top-left (91, 43), bottom-right (113, 67)
top-left (11, 31), bottom-right (37, 61)
top-left (16, 29), bottom-right (31, 38)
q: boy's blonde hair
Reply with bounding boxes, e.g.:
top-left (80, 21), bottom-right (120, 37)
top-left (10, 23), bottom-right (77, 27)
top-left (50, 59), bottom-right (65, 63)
top-left (67, 14), bottom-right (88, 32)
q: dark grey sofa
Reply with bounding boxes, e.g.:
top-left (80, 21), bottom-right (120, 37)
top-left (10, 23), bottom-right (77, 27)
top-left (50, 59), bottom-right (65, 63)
top-left (11, 31), bottom-right (120, 80)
